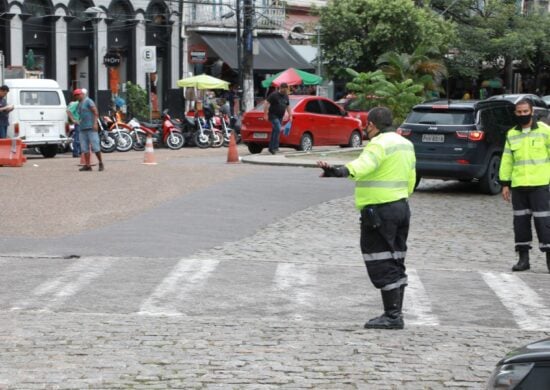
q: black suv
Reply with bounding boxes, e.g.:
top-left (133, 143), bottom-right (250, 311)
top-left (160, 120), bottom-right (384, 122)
top-left (487, 93), bottom-right (550, 123)
top-left (398, 99), bottom-right (516, 194)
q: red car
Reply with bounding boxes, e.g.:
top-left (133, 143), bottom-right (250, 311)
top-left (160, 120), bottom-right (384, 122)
top-left (241, 95), bottom-right (363, 154)
top-left (336, 97), bottom-right (369, 138)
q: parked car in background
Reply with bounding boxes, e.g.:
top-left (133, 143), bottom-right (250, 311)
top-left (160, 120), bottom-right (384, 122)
top-left (336, 97), bottom-right (369, 137)
top-left (487, 337), bottom-right (550, 389)
top-left (241, 96), bottom-right (363, 154)
top-left (542, 95), bottom-right (550, 106)
top-left (487, 93), bottom-right (550, 123)
top-left (397, 99), bottom-right (516, 194)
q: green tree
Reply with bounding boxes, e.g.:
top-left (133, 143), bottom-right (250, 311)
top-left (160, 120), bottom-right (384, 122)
top-left (124, 81), bottom-right (149, 120)
top-left (346, 69), bottom-right (424, 125)
top-left (376, 46), bottom-right (448, 98)
top-left (432, 0), bottom-right (540, 89)
top-left (319, 0), bottom-right (455, 76)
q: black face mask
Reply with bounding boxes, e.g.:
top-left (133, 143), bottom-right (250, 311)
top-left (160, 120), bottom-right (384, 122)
top-left (516, 114), bottom-right (532, 127)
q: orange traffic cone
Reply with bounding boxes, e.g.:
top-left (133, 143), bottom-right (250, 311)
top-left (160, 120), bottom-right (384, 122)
top-left (226, 132), bottom-right (240, 164)
top-left (78, 145), bottom-right (97, 166)
top-left (142, 135), bottom-right (157, 165)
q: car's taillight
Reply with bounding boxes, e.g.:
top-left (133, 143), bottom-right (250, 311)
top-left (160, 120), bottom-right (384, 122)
top-left (457, 159), bottom-right (470, 165)
top-left (456, 130), bottom-right (484, 141)
top-left (14, 123), bottom-right (19, 137)
top-left (396, 127), bottom-right (411, 136)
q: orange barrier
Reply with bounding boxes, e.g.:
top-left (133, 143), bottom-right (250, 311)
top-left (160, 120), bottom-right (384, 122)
top-left (226, 132), bottom-right (240, 164)
top-left (142, 135), bottom-right (157, 165)
top-left (0, 138), bottom-right (27, 167)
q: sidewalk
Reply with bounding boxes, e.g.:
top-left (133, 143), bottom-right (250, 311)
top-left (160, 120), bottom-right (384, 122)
top-left (241, 147), bottom-right (361, 167)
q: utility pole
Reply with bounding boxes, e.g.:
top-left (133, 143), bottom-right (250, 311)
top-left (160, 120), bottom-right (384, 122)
top-left (242, 0), bottom-right (254, 112)
top-left (236, 0), bottom-right (243, 114)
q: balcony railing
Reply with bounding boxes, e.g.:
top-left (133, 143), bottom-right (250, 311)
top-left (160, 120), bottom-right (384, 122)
top-left (184, 2), bottom-right (285, 30)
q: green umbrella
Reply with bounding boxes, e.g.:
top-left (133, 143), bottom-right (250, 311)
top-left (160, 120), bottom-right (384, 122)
top-left (262, 68), bottom-right (322, 88)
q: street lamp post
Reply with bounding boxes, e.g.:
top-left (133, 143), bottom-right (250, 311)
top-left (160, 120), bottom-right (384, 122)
top-left (84, 7), bottom-right (104, 102)
top-left (236, 0), bottom-right (243, 114)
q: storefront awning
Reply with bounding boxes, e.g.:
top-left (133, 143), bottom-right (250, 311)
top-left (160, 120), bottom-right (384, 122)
top-left (199, 33), bottom-right (314, 71)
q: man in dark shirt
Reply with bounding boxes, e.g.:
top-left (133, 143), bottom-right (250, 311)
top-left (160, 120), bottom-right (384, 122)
top-left (263, 82), bottom-right (292, 155)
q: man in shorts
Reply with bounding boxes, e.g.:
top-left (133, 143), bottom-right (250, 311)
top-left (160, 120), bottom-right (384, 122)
top-left (75, 89), bottom-right (104, 171)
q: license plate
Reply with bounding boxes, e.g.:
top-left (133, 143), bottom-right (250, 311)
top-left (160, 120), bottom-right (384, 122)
top-left (422, 134), bottom-right (444, 143)
top-left (253, 132), bottom-right (268, 139)
top-left (34, 126), bottom-right (50, 134)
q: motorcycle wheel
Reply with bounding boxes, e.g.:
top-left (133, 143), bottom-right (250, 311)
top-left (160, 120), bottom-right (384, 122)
top-left (166, 132), bottom-right (185, 150)
top-left (194, 131), bottom-right (212, 149)
top-left (100, 133), bottom-right (117, 153)
top-left (115, 131), bottom-right (134, 152)
top-left (211, 130), bottom-right (224, 148)
top-left (132, 132), bottom-right (147, 152)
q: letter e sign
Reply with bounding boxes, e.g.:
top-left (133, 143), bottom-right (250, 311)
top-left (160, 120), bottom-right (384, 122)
top-left (141, 46), bottom-right (157, 73)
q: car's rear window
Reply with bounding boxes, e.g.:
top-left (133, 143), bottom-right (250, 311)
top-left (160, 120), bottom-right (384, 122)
top-left (20, 91), bottom-right (61, 106)
top-left (406, 109), bottom-right (475, 125)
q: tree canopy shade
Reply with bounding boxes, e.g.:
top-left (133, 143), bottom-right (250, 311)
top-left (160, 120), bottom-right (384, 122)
top-left (319, 0), bottom-right (456, 76)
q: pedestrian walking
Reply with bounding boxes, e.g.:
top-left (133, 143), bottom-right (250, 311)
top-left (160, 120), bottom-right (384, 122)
top-left (66, 90), bottom-right (81, 157)
top-left (317, 107), bottom-right (416, 330)
top-left (75, 89), bottom-right (104, 172)
top-left (263, 82), bottom-right (292, 155)
top-left (499, 98), bottom-right (550, 272)
top-left (0, 85), bottom-right (14, 139)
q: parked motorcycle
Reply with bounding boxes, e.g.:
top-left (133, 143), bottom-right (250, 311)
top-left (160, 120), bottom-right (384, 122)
top-left (128, 109), bottom-right (185, 151)
top-left (103, 112), bottom-right (134, 152)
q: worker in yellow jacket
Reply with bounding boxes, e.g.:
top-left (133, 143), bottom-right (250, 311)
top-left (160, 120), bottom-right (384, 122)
top-left (318, 106), bottom-right (416, 329)
top-left (499, 98), bottom-right (550, 273)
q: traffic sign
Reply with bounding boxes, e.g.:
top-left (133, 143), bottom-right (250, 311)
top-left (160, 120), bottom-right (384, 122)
top-left (141, 46), bottom-right (157, 73)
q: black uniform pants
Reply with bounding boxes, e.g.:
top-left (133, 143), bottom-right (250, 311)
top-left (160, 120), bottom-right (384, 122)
top-left (360, 199), bottom-right (410, 290)
top-left (512, 187), bottom-right (550, 253)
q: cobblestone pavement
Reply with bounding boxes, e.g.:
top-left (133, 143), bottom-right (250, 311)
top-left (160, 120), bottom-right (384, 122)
top-left (1, 177), bottom-right (550, 388)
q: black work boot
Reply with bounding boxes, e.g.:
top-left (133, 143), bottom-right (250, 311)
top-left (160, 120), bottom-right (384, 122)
top-left (512, 251), bottom-right (530, 272)
top-left (546, 252), bottom-right (550, 273)
top-left (398, 285), bottom-right (406, 313)
top-left (364, 288), bottom-right (404, 330)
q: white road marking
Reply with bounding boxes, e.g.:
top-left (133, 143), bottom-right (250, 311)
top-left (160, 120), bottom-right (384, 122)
top-left (481, 272), bottom-right (550, 331)
top-left (138, 258), bottom-right (219, 316)
top-left (11, 257), bottom-right (113, 311)
top-left (404, 268), bottom-right (440, 326)
top-left (274, 263), bottom-right (317, 320)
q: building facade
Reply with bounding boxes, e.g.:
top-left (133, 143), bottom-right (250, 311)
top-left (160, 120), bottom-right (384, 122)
top-left (0, 0), bottom-right (183, 116)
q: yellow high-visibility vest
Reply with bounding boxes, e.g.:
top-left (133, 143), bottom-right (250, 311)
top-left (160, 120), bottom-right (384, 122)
top-left (346, 132), bottom-right (416, 209)
top-left (499, 122), bottom-right (550, 188)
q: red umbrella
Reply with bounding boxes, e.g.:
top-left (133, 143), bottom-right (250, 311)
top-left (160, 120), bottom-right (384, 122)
top-left (261, 68), bottom-right (323, 88)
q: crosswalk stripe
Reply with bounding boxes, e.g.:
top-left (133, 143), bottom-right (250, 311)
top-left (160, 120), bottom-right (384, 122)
top-left (11, 257), bottom-right (113, 311)
top-left (481, 272), bottom-right (550, 331)
top-left (273, 263), bottom-right (317, 320)
top-left (138, 259), bottom-right (219, 316)
top-left (404, 268), bottom-right (440, 326)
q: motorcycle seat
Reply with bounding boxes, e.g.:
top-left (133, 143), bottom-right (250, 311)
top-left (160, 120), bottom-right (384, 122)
top-left (141, 121), bottom-right (161, 129)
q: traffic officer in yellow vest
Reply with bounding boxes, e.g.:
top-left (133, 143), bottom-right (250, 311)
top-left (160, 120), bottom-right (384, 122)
top-left (318, 106), bottom-right (416, 329)
top-left (499, 98), bottom-right (550, 273)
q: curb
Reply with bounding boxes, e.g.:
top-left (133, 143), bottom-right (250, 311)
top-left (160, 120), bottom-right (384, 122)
top-left (240, 147), bottom-right (361, 167)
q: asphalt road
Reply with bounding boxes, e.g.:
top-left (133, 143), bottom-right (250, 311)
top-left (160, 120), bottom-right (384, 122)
top-left (1, 146), bottom-right (549, 389)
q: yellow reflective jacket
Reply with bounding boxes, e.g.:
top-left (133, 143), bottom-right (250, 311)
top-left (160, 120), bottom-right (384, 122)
top-left (499, 122), bottom-right (550, 188)
top-left (345, 132), bottom-right (416, 209)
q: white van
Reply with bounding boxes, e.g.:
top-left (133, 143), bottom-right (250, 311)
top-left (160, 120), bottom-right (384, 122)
top-left (4, 79), bottom-right (69, 158)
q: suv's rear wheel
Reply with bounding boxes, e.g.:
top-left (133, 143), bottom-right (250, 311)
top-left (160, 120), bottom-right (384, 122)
top-left (479, 155), bottom-right (502, 195)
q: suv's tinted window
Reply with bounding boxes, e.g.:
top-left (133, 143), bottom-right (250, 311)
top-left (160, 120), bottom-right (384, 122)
top-left (490, 106), bottom-right (515, 128)
top-left (406, 109), bottom-right (475, 125)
